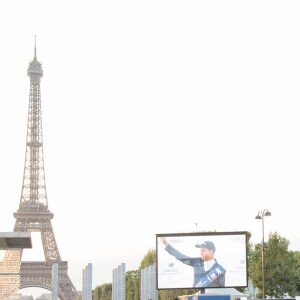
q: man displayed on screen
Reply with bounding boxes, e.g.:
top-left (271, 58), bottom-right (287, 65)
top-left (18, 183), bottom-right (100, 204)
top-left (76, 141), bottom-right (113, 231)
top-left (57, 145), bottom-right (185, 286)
top-left (161, 237), bottom-right (226, 288)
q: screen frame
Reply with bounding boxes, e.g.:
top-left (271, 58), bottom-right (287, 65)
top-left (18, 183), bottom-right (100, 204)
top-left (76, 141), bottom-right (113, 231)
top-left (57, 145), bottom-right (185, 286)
top-left (156, 231), bottom-right (248, 290)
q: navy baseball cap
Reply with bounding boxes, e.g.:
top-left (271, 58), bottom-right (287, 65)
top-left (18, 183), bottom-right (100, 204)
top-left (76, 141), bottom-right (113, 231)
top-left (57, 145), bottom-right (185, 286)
top-left (195, 241), bottom-right (216, 252)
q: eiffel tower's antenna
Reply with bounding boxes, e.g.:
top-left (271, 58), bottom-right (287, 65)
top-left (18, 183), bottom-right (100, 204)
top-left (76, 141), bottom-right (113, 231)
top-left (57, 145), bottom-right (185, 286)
top-left (34, 35), bottom-right (37, 59)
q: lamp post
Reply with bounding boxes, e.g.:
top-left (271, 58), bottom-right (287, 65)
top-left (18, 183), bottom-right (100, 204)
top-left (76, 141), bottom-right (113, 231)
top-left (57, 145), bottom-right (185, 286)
top-left (255, 209), bottom-right (271, 300)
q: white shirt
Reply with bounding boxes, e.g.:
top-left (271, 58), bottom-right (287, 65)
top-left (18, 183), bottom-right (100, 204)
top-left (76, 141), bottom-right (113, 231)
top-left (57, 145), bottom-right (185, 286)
top-left (204, 259), bottom-right (216, 272)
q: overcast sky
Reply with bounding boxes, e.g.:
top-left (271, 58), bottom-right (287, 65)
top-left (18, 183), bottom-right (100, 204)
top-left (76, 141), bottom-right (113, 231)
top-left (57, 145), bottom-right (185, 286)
top-left (1, 0), bottom-right (300, 298)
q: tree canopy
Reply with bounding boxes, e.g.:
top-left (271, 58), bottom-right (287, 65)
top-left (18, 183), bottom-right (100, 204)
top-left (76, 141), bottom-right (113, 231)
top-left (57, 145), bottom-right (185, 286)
top-left (249, 231), bottom-right (299, 298)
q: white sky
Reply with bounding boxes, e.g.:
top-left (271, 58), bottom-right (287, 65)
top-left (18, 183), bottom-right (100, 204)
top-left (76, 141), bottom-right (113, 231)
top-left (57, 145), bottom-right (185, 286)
top-left (1, 0), bottom-right (300, 298)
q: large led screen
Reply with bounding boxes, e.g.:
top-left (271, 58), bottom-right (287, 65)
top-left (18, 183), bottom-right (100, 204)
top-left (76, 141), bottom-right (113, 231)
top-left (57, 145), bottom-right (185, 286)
top-left (156, 231), bottom-right (248, 290)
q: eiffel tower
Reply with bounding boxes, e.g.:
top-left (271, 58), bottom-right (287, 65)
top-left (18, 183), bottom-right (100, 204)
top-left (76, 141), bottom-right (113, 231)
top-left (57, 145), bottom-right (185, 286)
top-left (0, 40), bottom-right (77, 299)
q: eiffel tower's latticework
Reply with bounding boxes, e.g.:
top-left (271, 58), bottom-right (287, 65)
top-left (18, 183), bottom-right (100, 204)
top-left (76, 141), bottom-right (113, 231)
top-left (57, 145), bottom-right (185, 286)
top-left (0, 42), bottom-right (77, 300)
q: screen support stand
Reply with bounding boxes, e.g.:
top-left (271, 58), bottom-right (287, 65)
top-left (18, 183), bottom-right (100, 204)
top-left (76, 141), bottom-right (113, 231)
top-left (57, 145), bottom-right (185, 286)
top-left (200, 288), bottom-right (205, 294)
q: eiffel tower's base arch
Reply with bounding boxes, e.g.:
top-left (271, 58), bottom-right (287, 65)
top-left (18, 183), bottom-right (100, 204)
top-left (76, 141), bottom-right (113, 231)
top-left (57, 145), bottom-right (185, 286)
top-left (0, 254), bottom-right (78, 300)
top-left (20, 261), bottom-right (77, 300)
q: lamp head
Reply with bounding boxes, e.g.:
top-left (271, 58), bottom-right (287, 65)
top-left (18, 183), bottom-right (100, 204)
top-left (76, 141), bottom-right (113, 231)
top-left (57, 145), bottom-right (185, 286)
top-left (255, 214), bottom-right (262, 220)
top-left (264, 210), bottom-right (271, 217)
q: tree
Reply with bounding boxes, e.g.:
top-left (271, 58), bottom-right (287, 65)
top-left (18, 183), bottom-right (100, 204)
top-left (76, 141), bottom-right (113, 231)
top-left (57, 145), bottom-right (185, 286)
top-left (126, 269), bottom-right (140, 300)
top-left (93, 283), bottom-right (112, 300)
top-left (139, 248), bottom-right (156, 269)
top-left (159, 289), bottom-right (198, 300)
top-left (249, 231), bottom-right (298, 298)
top-left (292, 250), bottom-right (300, 292)
top-left (124, 248), bottom-right (157, 299)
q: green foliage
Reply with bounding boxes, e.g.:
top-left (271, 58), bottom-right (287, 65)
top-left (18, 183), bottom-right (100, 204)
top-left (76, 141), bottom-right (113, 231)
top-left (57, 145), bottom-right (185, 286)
top-left (77, 293), bottom-right (82, 300)
top-left (126, 269), bottom-right (140, 300)
top-left (93, 283), bottom-right (112, 300)
top-left (249, 231), bottom-right (298, 298)
top-left (293, 251), bottom-right (300, 292)
top-left (158, 289), bottom-right (198, 300)
top-left (248, 241), bottom-right (262, 294)
top-left (76, 293), bottom-right (82, 300)
top-left (139, 248), bottom-right (156, 269)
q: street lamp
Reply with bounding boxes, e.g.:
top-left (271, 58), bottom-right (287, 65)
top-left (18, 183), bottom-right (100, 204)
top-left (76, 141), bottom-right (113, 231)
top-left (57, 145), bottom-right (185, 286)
top-left (255, 209), bottom-right (271, 300)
